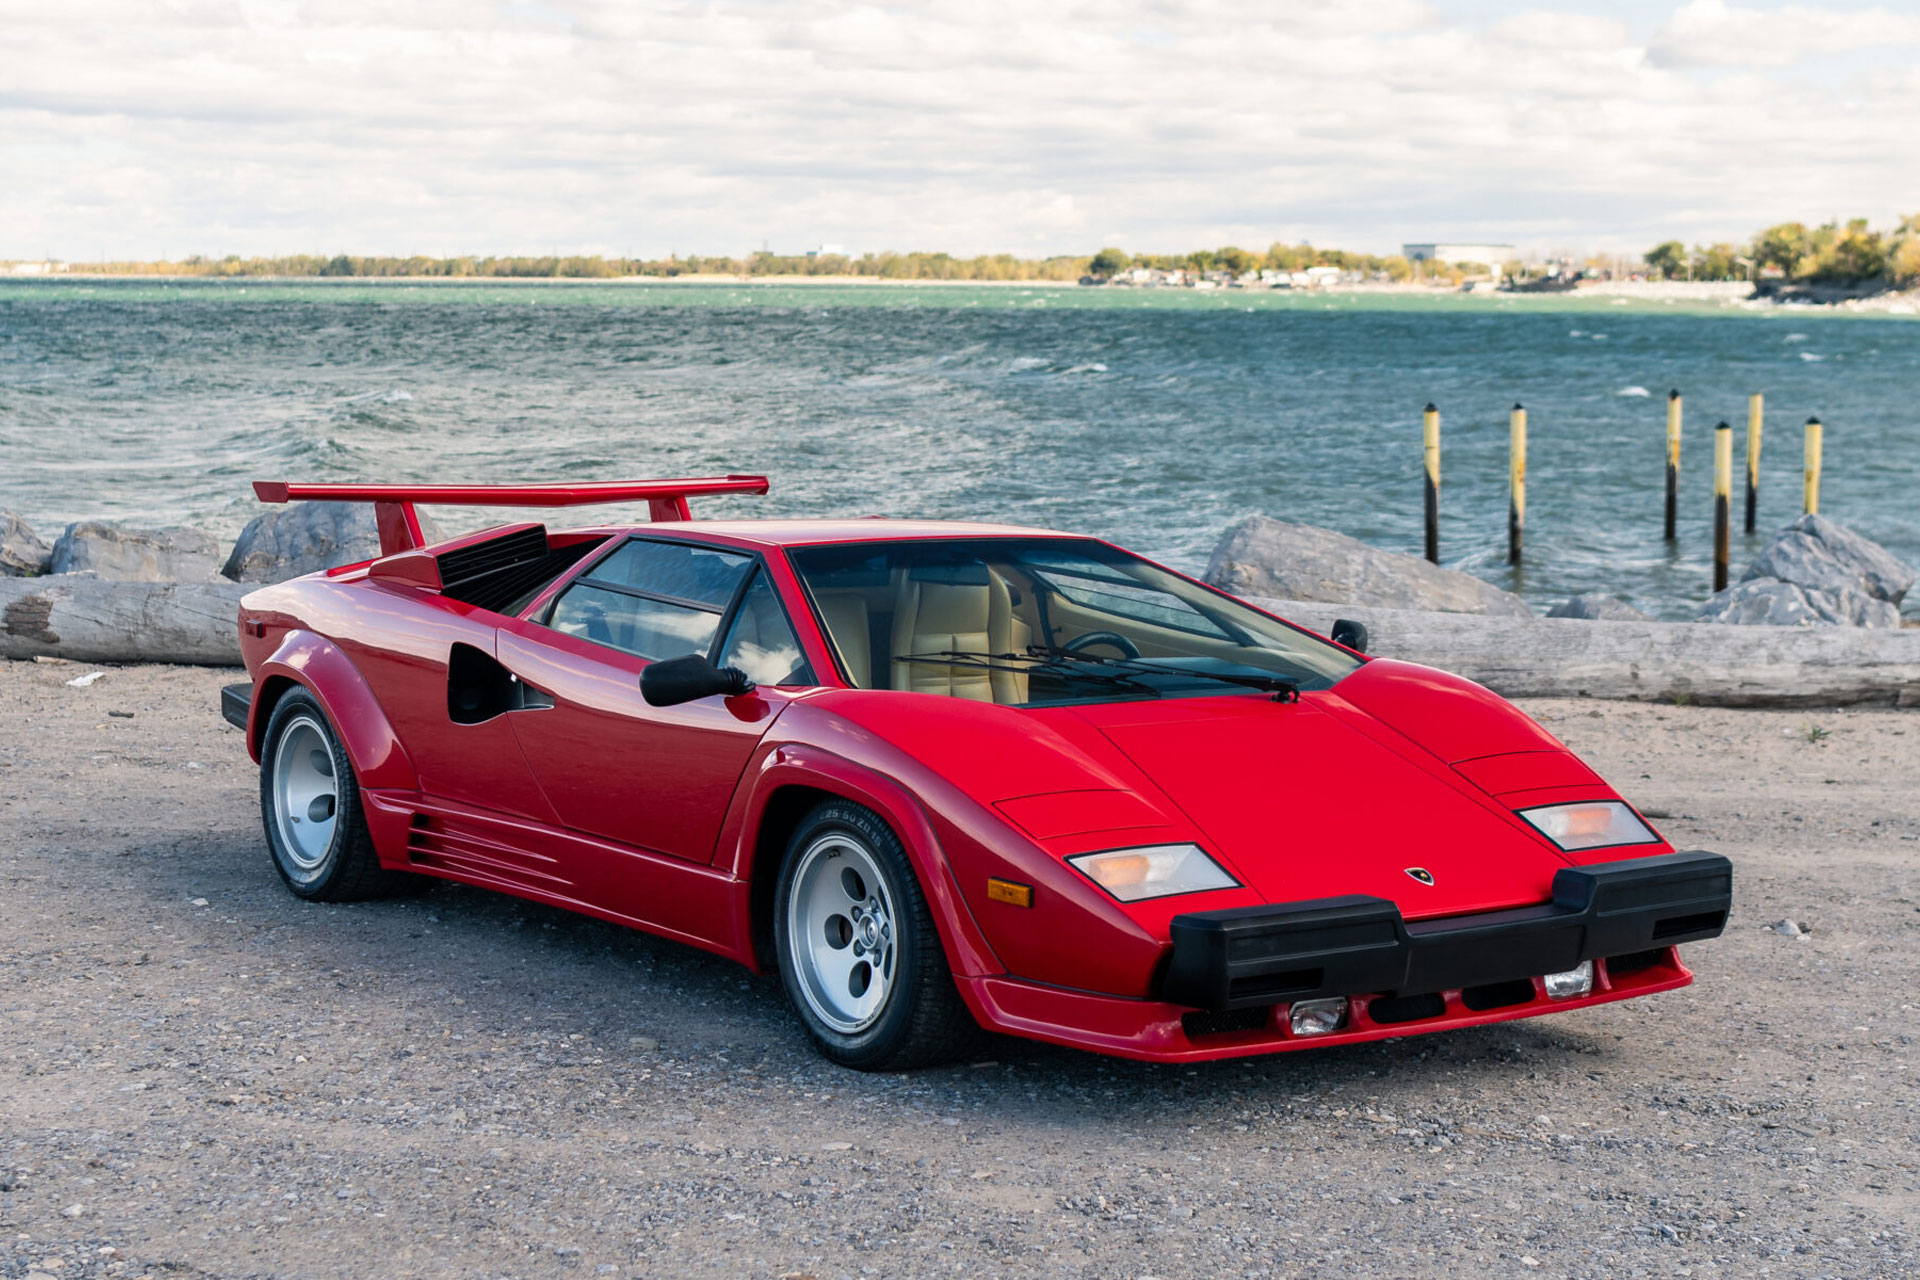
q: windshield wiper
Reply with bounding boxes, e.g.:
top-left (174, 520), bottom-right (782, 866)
top-left (1026, 645), bottom-right (1300, 702)
top-left (892, 650), bottom-right (1156, 693)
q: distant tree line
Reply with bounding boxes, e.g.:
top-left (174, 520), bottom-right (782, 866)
top-left (65, 250), bottom-right (1093, 282)
top-left (66, 242), bottom-right (1426, 283)
top-left (1085, 243), bottom-right (1417, 280)
top-left (1644, 215), bottom-right (1920, 286)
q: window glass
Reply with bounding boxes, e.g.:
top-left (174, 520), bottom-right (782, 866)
top-left (789, 537), bottom-right (1361, 707)
top-left (716, 571), bottom-right (814, 686)
top-left (548, 583), bottom-right (723, 660)
top-left (581, 539), bottom-right (750, 606)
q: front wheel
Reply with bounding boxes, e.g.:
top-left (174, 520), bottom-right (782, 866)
top-left (773, 801), bottom-right (980, 1070)
top-left (259, 689), bottom-right (417, 901)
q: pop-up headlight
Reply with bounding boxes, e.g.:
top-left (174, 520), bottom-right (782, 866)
top-left (1518, 800), bottom-right (1659, 852)
top-left (1065, 843), bottom-right (1237, 903)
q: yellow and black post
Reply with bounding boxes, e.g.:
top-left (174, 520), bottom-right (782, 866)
top-left (1744, 393), bottom-right (1763, 533)
top-left (1423, 403), bottom-right (1440, 563)
top-left (1508, 403), bottom-right (1526, 565)
top-left (1664, 389), bottom-right (1682, 540)
top-left (1713, 421), bottom-right (1732, 592)
top-left (1804, 416), bottom-right (1823, 515)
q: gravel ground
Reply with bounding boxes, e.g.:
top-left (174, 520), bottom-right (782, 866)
top-left (2, 660), bottom-right (1916, 1280)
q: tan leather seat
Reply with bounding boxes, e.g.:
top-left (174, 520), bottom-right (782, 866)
top-left (814, 591), bottom-right (873, 687)
top-left (890, 573), bottom-right (1030, 703)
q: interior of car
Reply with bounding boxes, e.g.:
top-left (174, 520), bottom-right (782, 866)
top-left (791, 539), bottom-right (1360, 707)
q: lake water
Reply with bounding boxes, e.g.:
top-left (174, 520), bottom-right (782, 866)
top-left (2, 278), bottom-right (1915, 620)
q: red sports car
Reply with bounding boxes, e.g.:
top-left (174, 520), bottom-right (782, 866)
top-left (223, 477), bottom-right (1730, 1070)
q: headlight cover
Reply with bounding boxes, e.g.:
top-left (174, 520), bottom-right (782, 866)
top-left (1518, 800), bottom-right (1659, 852)
top-left (1066, 843), bottom-right (1238, 903)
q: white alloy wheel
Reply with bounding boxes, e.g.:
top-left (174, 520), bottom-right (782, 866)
top-left (785, 831), bottom-right (899, 1034)
top-left (271, 714), bottom-right (339, 871)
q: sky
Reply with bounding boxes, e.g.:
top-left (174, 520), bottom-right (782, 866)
top-left (2, 0), bottom-right (1918, 261)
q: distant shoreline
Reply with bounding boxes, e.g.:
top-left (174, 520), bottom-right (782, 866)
top-left (9, 273), bottom-right (1918, 312)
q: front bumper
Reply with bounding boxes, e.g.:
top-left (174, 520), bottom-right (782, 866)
top-left (1160, 850), bottom-right (1731, 1011)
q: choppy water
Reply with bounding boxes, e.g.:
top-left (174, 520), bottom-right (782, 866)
top-left (2, 278), bottom-right (1915, 620)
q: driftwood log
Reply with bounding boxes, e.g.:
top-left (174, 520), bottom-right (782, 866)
top-left (1259, 598), bottom-right (1920, 708)
top-left (2, 577), bottom-right (1916, 707)
top-left (0, 578), bottom-right (248, 666)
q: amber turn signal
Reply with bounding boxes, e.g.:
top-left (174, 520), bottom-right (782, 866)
top-left (986, 877), bottom-right (1034, 908)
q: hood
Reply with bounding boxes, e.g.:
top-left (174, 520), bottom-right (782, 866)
top-left (1066, 694), bottom-right (1574, 920)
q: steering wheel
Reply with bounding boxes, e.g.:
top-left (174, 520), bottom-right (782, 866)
top-left (1061, 630), bottom-right (1141, 659)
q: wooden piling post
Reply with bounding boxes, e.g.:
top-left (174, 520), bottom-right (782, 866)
top-left (1744, 393), bottom-right (1763, 533)
top-left (1803, 417), bottom-right (1823, 515)
top-left (1713, 421), bottom-right (1732, 592)
top-left (1664, 390), bottom-right (1682, 540)
top-left (1508, 403), bottom-right (1526, 566)
top-left (1422, 404), bottom-right (1440, 564)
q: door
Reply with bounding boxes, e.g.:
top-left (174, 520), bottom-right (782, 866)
top-left (496, 537), bottom-right (815, 867)
top-left (342, 586), bottom-right (559, 823)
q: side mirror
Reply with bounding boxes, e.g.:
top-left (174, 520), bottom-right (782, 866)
top-left (1330, 618), bottom-right (1369, 654)
top-left (640, 654), bottom-right (756, 707)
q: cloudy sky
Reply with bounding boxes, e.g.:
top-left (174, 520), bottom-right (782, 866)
top-left (3, 0), bottom-right (1918, 261)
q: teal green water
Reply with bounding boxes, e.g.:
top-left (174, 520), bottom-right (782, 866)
top-left (2, 278), bottom-right (1913, 619)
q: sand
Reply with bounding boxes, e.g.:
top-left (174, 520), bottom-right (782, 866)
top-left (2, 660), bottom-right (1915, 1278)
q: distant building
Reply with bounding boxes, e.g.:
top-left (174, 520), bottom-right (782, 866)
top-left (804, 244), bottom-right (847, 259)
top-left (1402, 243), bottom-right (1516, 267)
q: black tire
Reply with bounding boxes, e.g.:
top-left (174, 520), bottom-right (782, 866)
top-left (258, 689), bottom-right (417, 902)
top-left (772, 800), bottom-right (982, 1071)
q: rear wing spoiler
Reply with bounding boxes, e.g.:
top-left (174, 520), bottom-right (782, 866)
top-left (252, 476), bottom-right (770, 556)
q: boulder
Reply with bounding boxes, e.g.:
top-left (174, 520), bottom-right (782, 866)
top-left (1, 510), bottom-right (52, 576)
top-left (223, 501), bottom-right (380, 583)
top-left (50, 521), bottom-right (223, 582)
top-left (1743, 513), bottom-right (1912, 604)
top-left (1205, 516), bottom-right (1532, 617)
top-left (1696, 578), bottom-right (1900, 628)
top-left (1547, 593), bottom-right (1652, 622)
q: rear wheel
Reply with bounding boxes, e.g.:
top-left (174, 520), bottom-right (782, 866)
top-left (773, 800), bottom-right (980, 1070)
top-left (259, 689), bottom-right (416, 901)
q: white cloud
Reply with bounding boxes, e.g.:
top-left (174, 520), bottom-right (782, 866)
top-left (0, 0), bottom-right (1916, 259)
top-left (1648, 0), bottom-right (1920, 69)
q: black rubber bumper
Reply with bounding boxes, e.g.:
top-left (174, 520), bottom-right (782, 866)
top-left (1160, 850), bottom-right (1732, 1011)
top-left (220, 682), bottom-right (252, 731)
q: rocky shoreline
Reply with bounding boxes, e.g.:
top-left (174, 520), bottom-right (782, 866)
top-left (3, 502), bottom-right (1915, 706)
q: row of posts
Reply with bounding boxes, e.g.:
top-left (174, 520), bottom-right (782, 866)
top-left (1423, 395), bottom-right (1826, 593)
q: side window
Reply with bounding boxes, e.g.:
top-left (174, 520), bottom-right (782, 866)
top-left (546, 539), bottom-right (751, 660)
top-left (716, 570), bottom-right (814, 686)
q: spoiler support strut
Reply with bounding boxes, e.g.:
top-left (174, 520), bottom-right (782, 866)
top-left (252, 476), bottom-right (771, 556)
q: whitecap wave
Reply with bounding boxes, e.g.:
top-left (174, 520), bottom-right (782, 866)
top-left (1784, 333), bottom-right (1807, 342)
top-left (1061, 363), bottom-right (1108, 375)
top-left (1006, 356), bottom-right (1048, 372)
top-left (1618, 385), bottom-right (1651, 397)
top-left (1799, 352), bottom-right (1825, 362)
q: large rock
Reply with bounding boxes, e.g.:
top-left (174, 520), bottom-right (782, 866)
top-left (224, 501), bottom-right (379, 583)
top-left (1547, 593), bottom-right (1652, 622)
top-left (1205, 516), bottom-right (1532, 617)
top-left (50, 521), bottom-right (223, 582)
top-left (1742, 513), bottom-right (1912, 604)
top-left (1696, 578), bottom-right (1900, 628)
top-left (1697, 515), bottom-right (1912, 628)
top-left (1, 510), bottom-right (52, 576)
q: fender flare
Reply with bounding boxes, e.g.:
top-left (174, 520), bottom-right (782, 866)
top-left (249, 630), bottom-right (420, 792)
top-left (717, 742), bottom-right (1004, 986)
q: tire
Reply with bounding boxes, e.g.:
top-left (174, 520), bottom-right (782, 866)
top-left (258, 689), bottom-right (416, 902)
top-left (773, 800), bottom-right (981, 1071)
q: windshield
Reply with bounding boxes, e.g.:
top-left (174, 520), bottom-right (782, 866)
top-left (787, 537), bottom-right (1362, 707)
